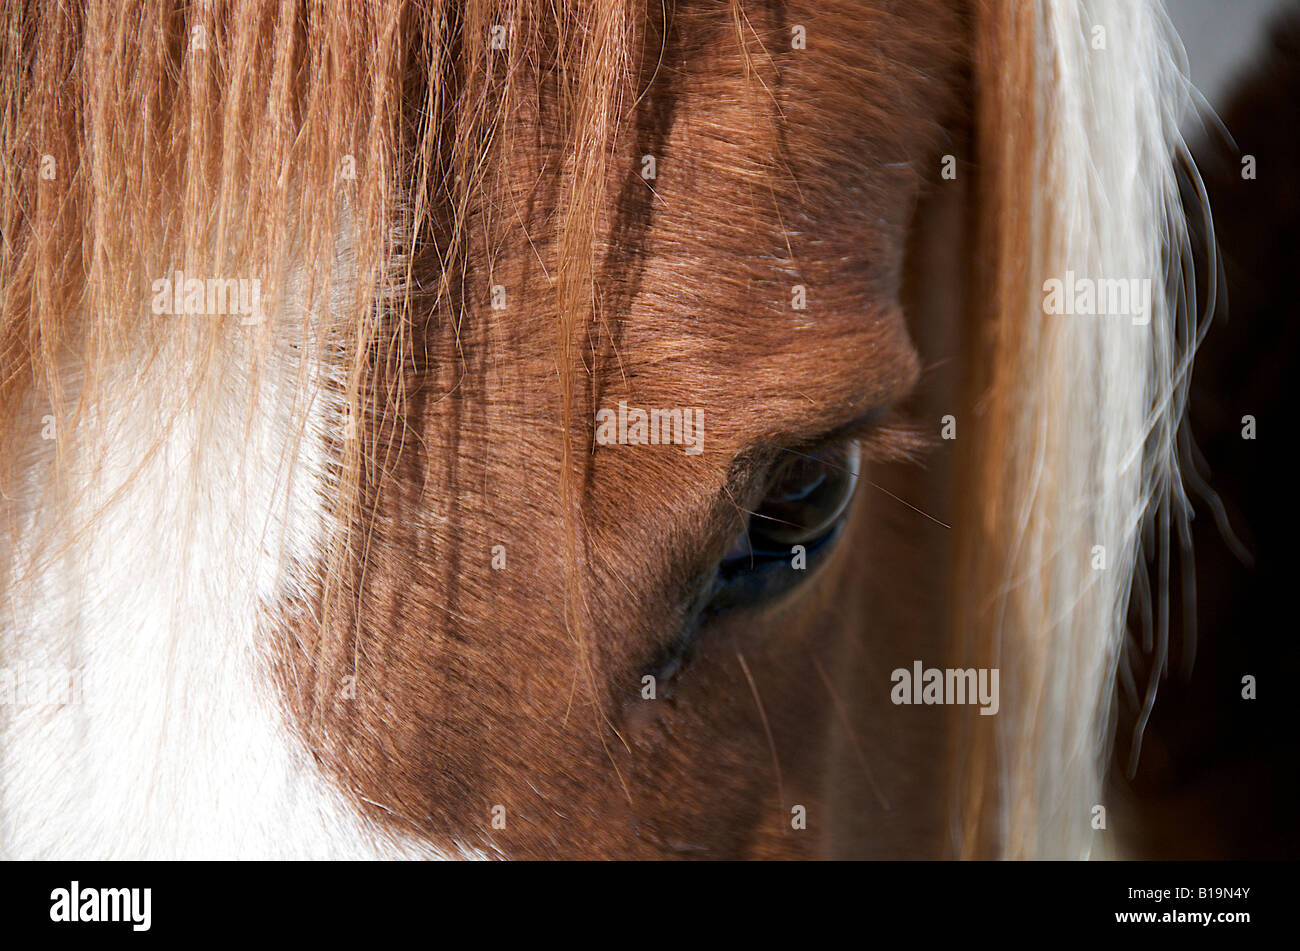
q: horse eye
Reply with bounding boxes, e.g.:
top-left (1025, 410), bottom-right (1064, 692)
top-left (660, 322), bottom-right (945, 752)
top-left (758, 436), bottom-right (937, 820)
top-left (747, 440), bottom-right (861, 547)
top-left (705, 440), bottom-right (861, 615)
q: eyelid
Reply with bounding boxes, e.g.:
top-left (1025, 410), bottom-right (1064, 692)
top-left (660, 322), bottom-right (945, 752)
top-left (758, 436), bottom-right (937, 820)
top-left (787, 405), bottom-right (929, 465)
top-left (799, 407), bottom-right (886, 455)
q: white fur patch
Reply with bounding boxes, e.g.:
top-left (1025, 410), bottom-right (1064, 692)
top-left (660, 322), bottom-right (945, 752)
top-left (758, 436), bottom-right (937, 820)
top-left (0, 309), bottom-right (468, 859)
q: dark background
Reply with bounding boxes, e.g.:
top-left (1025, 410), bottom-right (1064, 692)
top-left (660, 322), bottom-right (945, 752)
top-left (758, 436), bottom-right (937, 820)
top-left (1114, 2), bottom-right (1299, 859)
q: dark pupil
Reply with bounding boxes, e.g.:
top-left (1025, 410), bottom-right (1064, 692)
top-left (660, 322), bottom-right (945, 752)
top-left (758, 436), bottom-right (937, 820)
top-left (749, 440), bottom-right (860, 546)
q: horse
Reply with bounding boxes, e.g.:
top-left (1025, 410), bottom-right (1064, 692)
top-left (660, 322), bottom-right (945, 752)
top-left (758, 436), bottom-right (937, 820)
top-left (0, 0), bottom-right (1204, 859)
